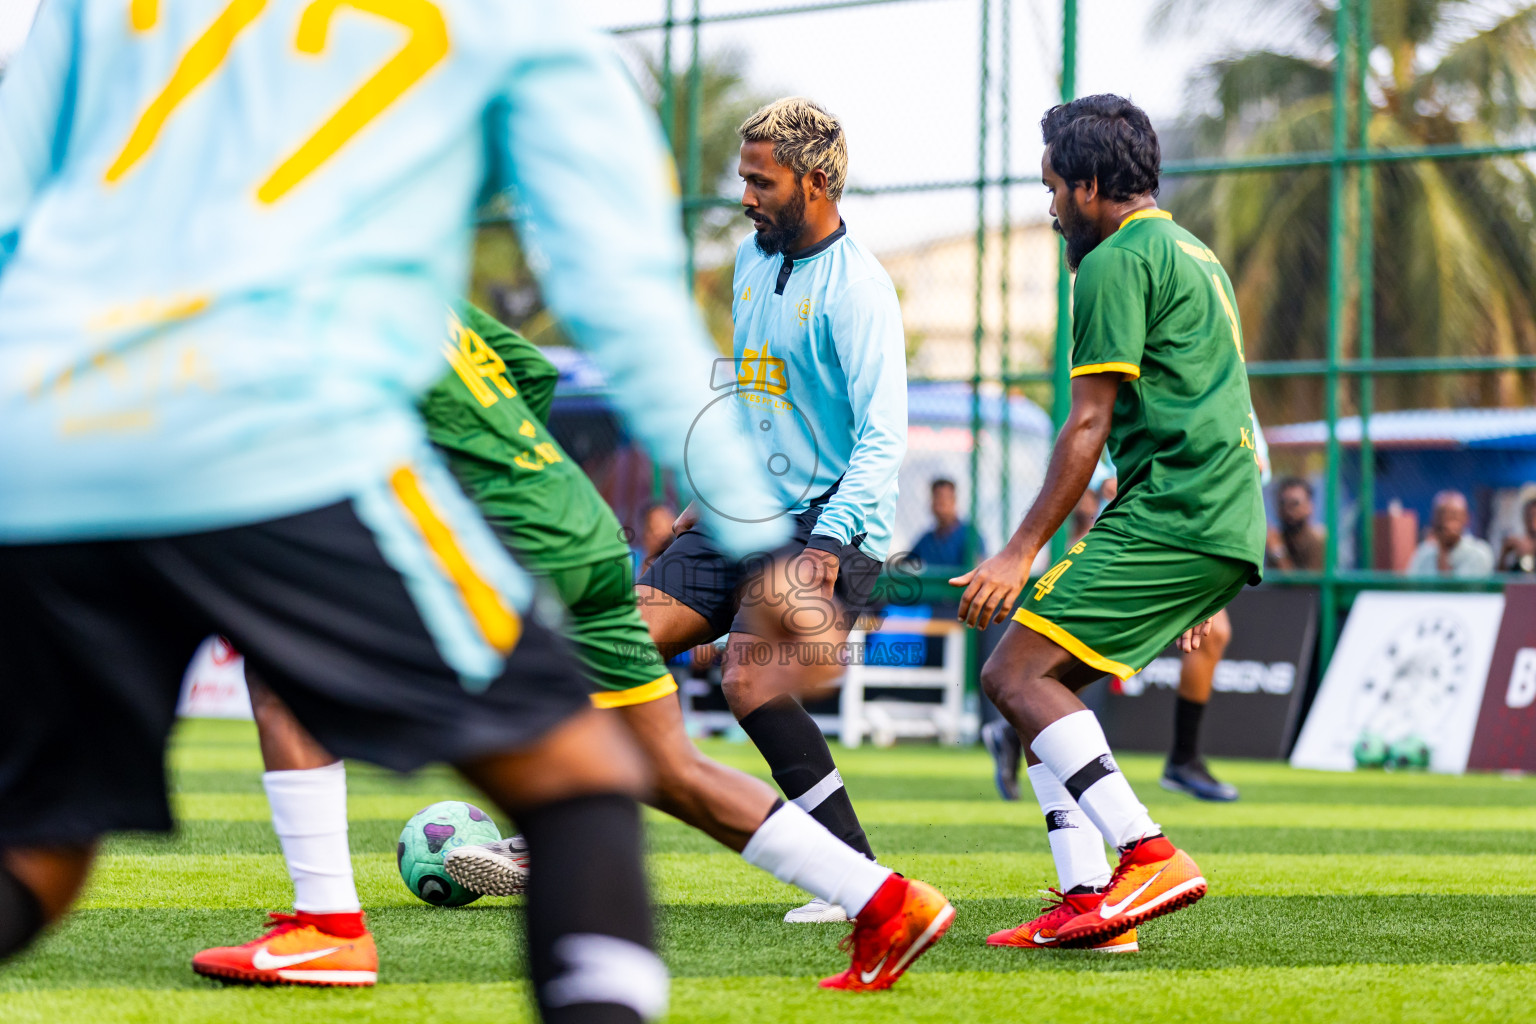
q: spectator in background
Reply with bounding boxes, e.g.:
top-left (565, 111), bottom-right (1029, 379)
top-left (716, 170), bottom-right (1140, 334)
top-left (1266, 477), bottom-right (1325, 570)
top-left (634, 500), bottom-right (677, 575)
top-left (910, 478), bottom-right (984, 569)
top-left (1498, 497), bottom-right (1536, 573)
top-left (1408, 490), bottom-right (1495, 576)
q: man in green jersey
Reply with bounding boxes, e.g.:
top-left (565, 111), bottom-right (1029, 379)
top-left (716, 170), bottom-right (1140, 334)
top-left (195, 305), bottom-right (946, 990)
top-left (950, 95), bottom-right (1265, 953)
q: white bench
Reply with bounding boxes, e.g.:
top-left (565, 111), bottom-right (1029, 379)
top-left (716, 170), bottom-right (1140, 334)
top-left (838, 617), bottom-right (973, 748)
top-left (677, 617), bottom-right (974, 746)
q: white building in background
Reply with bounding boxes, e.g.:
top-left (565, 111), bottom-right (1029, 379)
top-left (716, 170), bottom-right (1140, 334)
top-left (877, 221), bottom-right (1062, 380)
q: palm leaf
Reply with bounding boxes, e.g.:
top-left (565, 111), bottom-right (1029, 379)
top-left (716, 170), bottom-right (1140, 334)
top-left (1414, 5), bottom-right (1536, 133)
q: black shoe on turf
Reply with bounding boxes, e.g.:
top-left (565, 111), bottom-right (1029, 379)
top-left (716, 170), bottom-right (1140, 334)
top-left (981, 719), bottom-right (1021, 801)
top-left (1160, 758), bottom-right (1239, 802)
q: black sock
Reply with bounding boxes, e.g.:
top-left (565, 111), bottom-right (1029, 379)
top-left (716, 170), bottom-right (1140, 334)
top-left (0, 862), bottom-right (45, 961)
top-left (517, 794), bottom-right (664, 1024)
top-left (738, 695), bottom-right (875, 859)
top-left (1170, 697), bottom-right (1206, 766)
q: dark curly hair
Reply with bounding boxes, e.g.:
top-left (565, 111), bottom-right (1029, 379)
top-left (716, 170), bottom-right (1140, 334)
top-left (1041, 94), bottom-right (1160, 201)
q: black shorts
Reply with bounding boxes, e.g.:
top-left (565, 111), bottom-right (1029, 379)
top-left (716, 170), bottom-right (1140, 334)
top-left (637, 506), bottom-right (885, 640)
top-left (0, 466), bottom-right (590, 847)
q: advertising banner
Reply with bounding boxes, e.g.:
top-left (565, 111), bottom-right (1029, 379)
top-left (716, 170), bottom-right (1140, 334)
top-left (1290, 591), bottom-right (1503, 774)
top-left (1466, 584), bottom-right (1536, 772)
top-left (1095, 586), bottom-right (1318, 759)
top-left (176, 635), bottom-right (253, 720)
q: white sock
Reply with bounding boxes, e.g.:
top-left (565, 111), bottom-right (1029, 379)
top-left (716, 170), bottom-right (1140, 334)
top-left (263, 761), bottom-right (361, 914)
top-left (741, 802), bottom-right (892, 917)
top-left (1027, 763), bottom-right (1112, 891)
top-left (1030, 710), bottom-right (1159, 850)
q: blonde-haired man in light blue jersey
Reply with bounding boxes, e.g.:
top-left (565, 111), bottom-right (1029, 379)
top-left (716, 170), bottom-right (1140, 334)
top-left (0, 4), bottom-right (800, 1020)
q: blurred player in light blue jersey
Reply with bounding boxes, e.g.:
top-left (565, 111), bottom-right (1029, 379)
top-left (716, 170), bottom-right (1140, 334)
top-left (0, 0), bottom-right (778, 549)
top-left (0, 4), bottom-right (789, 1020)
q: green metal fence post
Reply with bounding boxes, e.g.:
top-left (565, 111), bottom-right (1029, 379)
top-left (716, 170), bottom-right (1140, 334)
top-left (1356, 0), bottom-right (1375, 571)
top-left (659, 0), bottom-right (676, 145)
top-left (999, 0), bottom-right (1012, 544)
top-left (1049, 0), bottom-right (1076, 567)
top-left (965, 0), bottom-right (991, 694)
top-left (683, 0), bottom-right (703, 290)
top-left (968, 0), bottom-right (989, 566)
top-left (1321, 0), bottom-right (1353, 669)
top-left (654, 0), bottom-right (679, 505)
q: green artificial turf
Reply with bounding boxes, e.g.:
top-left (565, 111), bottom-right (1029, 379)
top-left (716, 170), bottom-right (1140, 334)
top-left (3, 718), bottom-right (1533, 1023)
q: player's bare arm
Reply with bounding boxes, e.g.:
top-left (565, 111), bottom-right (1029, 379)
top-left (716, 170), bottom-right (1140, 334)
top-left (950, 373), bottom-right (1118, 629)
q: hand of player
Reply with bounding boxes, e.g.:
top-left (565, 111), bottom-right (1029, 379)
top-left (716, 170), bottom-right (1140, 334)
top-left (792, 546), bottom-right (841, 600)
top-left (1176, 618), bottom-right (1214, 653)
top-left (950, 546), bottom-right (1033, 630)
top-left (672, 501), bottom-right (700, 537)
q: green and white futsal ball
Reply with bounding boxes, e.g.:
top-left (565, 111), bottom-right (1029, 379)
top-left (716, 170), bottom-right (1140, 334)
top-left (398, 800), bottom-right (502, 907)
top-left (1352, 731), bottom-right (1389, 769)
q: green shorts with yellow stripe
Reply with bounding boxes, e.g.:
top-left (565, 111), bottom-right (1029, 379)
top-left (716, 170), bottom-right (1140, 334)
top-left (540, 555), bottom-right (676, 709)
top-left (1014, 522), bottom-right (1252, 681)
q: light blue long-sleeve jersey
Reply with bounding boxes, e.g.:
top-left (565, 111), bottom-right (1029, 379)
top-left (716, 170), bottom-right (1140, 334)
top-left (729, 224), bottom-right (907, 560)
top-left (0, 0), bottom-right (785, 558)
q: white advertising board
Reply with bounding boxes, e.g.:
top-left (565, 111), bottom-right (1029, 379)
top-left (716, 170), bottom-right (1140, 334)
top-left (1290, 591), bottom-right (1504, 774)
top-left (176, 635), bottom-right (253, 719)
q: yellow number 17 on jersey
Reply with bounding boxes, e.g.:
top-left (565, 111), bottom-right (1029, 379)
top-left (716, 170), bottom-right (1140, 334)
top-left (106, 0), bottom-right (448, 204)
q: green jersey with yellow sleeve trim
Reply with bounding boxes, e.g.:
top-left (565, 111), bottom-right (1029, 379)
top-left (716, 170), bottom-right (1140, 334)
top-left (1069, 210), bottom-right (1265, 576)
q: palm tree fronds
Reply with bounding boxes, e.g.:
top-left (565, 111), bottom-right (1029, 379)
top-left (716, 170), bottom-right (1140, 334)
top-left (1415, 5), bottom-right (1536, 134)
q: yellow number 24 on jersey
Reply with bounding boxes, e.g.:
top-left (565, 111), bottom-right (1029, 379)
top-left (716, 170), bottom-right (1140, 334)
top-left (105, 0), bottom-right (448, 204)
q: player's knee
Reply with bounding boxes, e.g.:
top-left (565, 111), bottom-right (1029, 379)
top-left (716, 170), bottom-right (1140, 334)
top-left (1, 845), bottom-right (95, 957)
top-left (1206, 611), bottom-right (1233, 654)
top-left (461, 709), bottom-right (651, 813)
top-left (721, 659), bottom-right (766, 716)
top-left (979, 653), bottom-right (1015, 707)
top-left (0, 862), bottom-right (44, 959)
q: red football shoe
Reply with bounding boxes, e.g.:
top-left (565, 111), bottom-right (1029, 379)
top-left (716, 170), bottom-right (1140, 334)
top-left (192, 911), bottom-right (377, 987)
top-left (819, 876), bottom-right (954, 991)
top-left (1054, 835), bottom-right (1206, 948)
top-left (986, 888), bottom-right (1138, 952)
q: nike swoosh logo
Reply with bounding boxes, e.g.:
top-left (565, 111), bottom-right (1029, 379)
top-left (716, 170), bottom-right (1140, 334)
top-left (859, 953), bottom-right (889, 984)
top-left (252, 945), bottom-right (344, 970)
top-left (1100, 867), bottom-right (1167, 918)
top-left (1031, 933), bottom-right (1058, 945)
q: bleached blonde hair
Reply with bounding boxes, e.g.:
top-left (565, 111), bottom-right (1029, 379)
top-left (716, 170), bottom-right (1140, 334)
top-left (738, 97), bottom-right (848, 202)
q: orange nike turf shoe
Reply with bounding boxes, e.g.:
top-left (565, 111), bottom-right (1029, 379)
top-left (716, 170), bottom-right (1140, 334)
top-left (192, 911), bottom-right (377, 987)
top-left (819, 875), bottom-right (955, 991)
top-left (1054, 835), bottom-right (1205, 948)
top-left (985, 889), bottom-right (1138, 952)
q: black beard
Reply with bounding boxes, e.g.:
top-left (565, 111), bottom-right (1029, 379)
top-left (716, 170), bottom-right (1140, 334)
top-left (1056, 216), bottom-right (1102, 271)
top-left (752, 188), bottom-right (807, 256)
